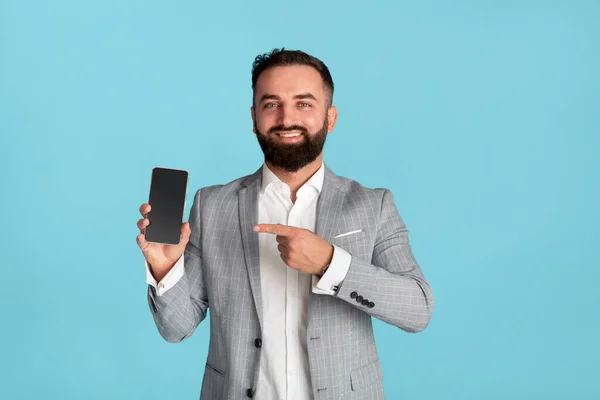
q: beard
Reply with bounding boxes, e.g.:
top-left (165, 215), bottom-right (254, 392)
top-left (254, 116), bottom-right (329, 172)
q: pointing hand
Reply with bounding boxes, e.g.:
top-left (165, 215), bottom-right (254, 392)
top-left (253, 224), bottom-right (333, 276)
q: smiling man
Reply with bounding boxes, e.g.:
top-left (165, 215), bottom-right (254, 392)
top-left (136, 48), bottom-right (434, 400)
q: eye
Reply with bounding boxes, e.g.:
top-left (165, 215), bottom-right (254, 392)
top-left (265, 103), bottom-right (279, 109)
top-left (298, 102), bottom-right (311, 108)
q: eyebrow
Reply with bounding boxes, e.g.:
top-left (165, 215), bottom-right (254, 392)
top-left (259, 93), bottom-right (318, 103)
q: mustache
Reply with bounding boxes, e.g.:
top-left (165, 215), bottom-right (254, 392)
top-left (268, 125), bottom-right (309, 135)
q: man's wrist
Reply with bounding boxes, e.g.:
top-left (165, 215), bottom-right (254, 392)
top-left (319, 264), bottom-right (330, 277)
top-left (150, 260), bottom-right (177, 282)
top-left (317, 245), bottom-right (334, 276)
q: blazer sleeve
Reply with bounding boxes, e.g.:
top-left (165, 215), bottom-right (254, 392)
top-left (147, 189), bottom-right (209, 342)
top-left (333, 189), bottom-right (434, 333)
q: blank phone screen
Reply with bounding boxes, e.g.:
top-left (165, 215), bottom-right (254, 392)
top-left (145, 167), bottom-right (188, 245)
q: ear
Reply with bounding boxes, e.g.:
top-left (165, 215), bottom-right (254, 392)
top-left (327, 106), bottom-right (338, 133)
top-left (251, 106), bottom-right (256, 133)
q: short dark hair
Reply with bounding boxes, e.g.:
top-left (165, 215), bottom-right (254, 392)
top-left (251, 48), bottom-right (334, 107)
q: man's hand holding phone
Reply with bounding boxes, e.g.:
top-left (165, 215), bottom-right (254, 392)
top-left (136, 203), bottom-right (191, 282)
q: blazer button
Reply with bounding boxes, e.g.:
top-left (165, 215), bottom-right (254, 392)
top-left (350, 291), bottom-right (358, 299)
top-left (247, 388), bottom-right (254, 398)
top-left (361, 299), bottom-right (369, 306)
top-left (368, 302), bottom-right (375, 308)
top-left (356, 295), bottom-right (364, 302)
top-left (254, 338), bottom-right (262, 348)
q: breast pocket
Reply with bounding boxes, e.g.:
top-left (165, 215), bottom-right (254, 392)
top-left (333, 229), bottom-right (370, 261)
top-left (333, 229), bottom-right (365, 244)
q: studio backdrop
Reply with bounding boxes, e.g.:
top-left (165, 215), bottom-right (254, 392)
top-left (1, 1), bottom-right (598, 399)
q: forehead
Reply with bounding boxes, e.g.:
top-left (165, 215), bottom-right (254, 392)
top-left (255, 65), bottom-right (325, 99)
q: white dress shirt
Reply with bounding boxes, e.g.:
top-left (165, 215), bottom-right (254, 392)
top-left (145, 161), bottom-right (352, 400)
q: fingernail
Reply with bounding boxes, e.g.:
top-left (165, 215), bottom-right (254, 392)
top-left (253, 226), bottom-right (260, 232)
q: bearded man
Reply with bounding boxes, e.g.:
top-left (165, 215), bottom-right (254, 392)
top-left (135, 48), bottom-right (434, 400)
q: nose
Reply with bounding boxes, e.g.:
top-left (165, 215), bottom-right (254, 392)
top-left (277, 103), bottom-right (297, 128)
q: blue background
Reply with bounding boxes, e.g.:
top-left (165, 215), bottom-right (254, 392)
top-left (1, 0), bottom-right (598, 399)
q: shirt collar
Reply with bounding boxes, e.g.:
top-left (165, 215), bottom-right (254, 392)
top-left (260, 161), bottom-right (325, 195)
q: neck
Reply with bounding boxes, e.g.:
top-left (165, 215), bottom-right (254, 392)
top-left (265, 155), bottom-right (323, 201)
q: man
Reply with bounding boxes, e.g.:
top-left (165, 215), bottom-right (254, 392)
top-left (136, 48), bottom-right (434, 400)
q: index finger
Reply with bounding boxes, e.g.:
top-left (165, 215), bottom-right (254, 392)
top-left (253, 223), bottom-right (295, 236)
top-left (139, 203), bottom-right (151, 216)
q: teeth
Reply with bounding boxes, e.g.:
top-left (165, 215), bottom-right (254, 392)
top-left (278, 133), bottom-right (301, 137)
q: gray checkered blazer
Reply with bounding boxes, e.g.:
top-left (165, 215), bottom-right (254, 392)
top-left (147, 164), bottom-right (434, 399)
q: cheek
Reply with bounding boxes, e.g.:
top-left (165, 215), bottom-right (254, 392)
top-left (303, 113), bottom-right (323, 130)
top-left (255, 113), bottom-right (276, 132)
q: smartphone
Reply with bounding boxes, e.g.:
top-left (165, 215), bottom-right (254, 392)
top-left (144, 167), bottom-right (189, 245)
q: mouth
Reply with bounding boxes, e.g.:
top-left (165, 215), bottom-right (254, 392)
top-left (273, 131), bottom-right (304, 143)
top-left (275, 131), bottom-right (303, 137)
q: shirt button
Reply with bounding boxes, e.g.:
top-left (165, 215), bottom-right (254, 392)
top-left (254, 338), bottom-right (262, 348)
top-left (361, 299), bottom-right (370, 306)
top-left (247, 388), bottom-right (254, 398)
top-left (350, 291), bottom-right (358, 299)
top-left (356, 295), bottom-right (364, 302)
top-left (368, 302), bottom-right (375, 308)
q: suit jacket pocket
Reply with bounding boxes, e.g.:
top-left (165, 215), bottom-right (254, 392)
top-left (201, 362), bottom-right (226, 399)
top-left (333, 229), bottom-right (365, 245)
top-left (350, 359), bottom-right (384, 391)
top-left (205, 362), bottom-right (225, 376)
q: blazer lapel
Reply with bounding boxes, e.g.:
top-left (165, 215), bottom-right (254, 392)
top-left (315, 165), bottom-right (345, 242)
top-left (239, 167), bottom-right (264, 330)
